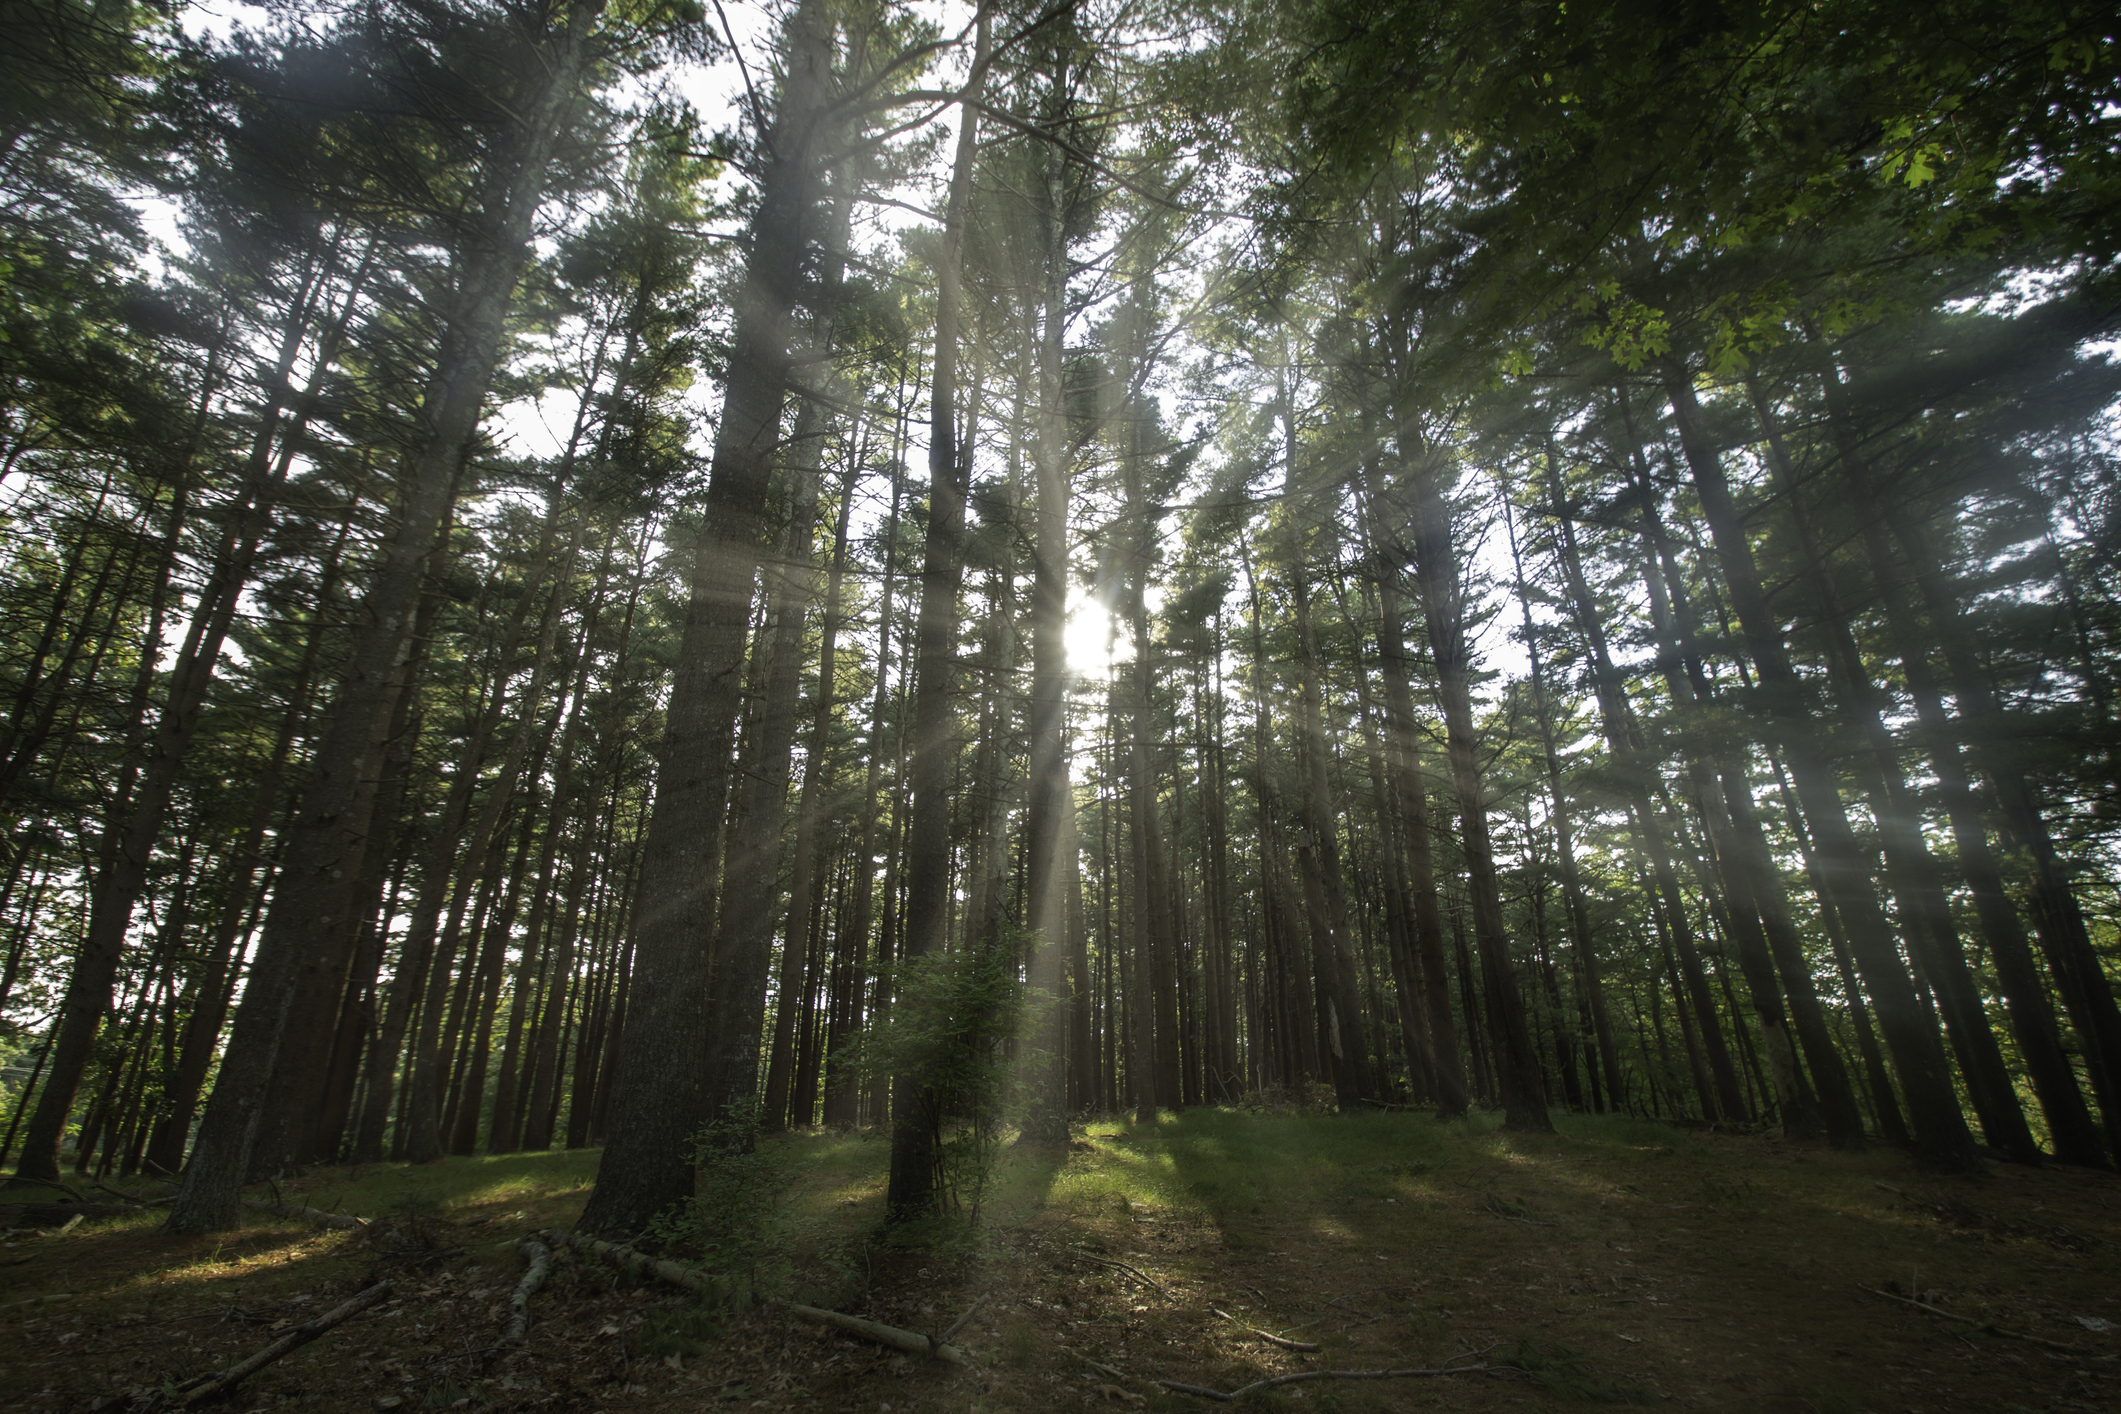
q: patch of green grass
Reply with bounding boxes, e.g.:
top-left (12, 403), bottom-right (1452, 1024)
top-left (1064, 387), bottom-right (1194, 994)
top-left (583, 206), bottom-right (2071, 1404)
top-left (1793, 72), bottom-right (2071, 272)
top-left (287, 1148), bottom-right (605, 1228)
top-left (1151, 1106), bottom-right (1476, 1225)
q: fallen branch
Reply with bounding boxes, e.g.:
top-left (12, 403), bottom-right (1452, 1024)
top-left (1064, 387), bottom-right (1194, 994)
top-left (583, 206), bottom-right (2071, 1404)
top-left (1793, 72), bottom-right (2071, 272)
top-left (241, 1199), bottom-right (367, 1231)
top-left (176, 1280), bottom-right (393, 1405)
top-left (92, 1176), bottom-right (174, 1205)
top-left (503, 1238), bottom-right (551, 1344)
top-left (1156, 1351), bottom-right (1513, 1403)
top-left (942, 1294), bottom-right (984, 1341)
top-left (782, 1299), bottom-right (975, 1367)
top-left (538, 1229), bottom-right (739, 1302)
top-left (540, 1229), bottom-right (972, 1368)
top-left (1860, 1286), bottom-right (2082, 1353)
top-left (1210, 1309), bottom-right (1319, 1351)
top-left (1069, 1249), bottom-right (1169, 1296)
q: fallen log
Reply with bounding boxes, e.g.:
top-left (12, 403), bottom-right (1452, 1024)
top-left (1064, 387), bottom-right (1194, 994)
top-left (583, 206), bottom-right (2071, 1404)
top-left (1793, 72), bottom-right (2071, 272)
top-left (539, 1229), bottom-right (973, 1368)
top-left (504, 1238), bottom-right (551, 1345)
top-left (779, 1299), bottom-right (976, 1367)
top-left (176, 1280), bottom-right (393, 1405)
top-left (536, 1229), bottom-right (741, 1303)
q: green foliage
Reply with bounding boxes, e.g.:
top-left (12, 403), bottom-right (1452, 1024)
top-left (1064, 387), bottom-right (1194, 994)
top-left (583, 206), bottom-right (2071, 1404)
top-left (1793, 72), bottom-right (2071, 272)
top-left (640, 1099), bottom-right (792, 1303)
top-left (862, 931), bottom-right (1045, 1222)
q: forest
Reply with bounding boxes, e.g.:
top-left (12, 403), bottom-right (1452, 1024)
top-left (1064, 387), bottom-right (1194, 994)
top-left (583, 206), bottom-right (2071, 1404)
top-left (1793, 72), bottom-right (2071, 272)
top-left (0, 0), bottom-right (2118, 1407)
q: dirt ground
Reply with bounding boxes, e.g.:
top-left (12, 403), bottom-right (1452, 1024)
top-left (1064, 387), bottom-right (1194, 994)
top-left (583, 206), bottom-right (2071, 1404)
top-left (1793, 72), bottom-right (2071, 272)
top-left (3, 1111), bottom-right (2117, 1413)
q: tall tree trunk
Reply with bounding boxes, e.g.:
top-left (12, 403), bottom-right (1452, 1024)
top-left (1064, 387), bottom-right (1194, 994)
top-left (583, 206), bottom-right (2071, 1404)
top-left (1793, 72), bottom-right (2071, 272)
top-left (1018, 57), bottom-right (1080, 1143)
top-left (1400, 442), bottom-right (1550, 1132)
top-left (1889, 506), bottom-right (2121, 1163)
top-left (1501, 493), bottom-right (1626, 1115)
top-left (578, 0), bottom-right (835, 1239)
top-left (884, 6), bottom-right (991, 1225)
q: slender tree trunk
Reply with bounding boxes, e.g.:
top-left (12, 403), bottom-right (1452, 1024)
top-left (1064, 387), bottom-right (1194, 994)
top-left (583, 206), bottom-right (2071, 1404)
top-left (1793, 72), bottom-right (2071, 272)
top-left (9, 254), bottom-right (375, 1188)
top-left (884, 7), bottom-right (992, 1224)
top-left (1401, 441), bottom-right (1550, 1132)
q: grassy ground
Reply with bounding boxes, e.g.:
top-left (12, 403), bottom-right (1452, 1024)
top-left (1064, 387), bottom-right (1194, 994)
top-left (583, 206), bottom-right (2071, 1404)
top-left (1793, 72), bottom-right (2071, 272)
top-left (3, 1110), bottom-right (2116, 1413)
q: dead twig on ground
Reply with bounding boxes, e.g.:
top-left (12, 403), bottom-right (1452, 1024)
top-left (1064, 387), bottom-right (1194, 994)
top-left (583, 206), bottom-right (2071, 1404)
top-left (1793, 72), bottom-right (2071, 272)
top-left (942, 1294), bottom-right (984, 1342)
top-left (1860, 1286), bottom-right (2083, 1353)
top-left (1155, 1347), bottom-right (1516, 1402)
top-left (1482, 1193), bottom-right (1555, 1226)
top-left (1069, 1248), bottom-right (1169, 1296)
top-left (540, 1229), bottom-right (973, 1368)
top-left (170, 1280), bottom-right (393, 1405)
top-left (241, 1199), bottom-right (366, 1230)
top-left (1325, 1294), bottom-right (1380, 1321)
top-left (1058, 1345), bottom-right (1128, 1380)
top-left (503, 1238), bottom-right (551, 1345)
top-left (1210, 1309), bottom-right (1319, 1351)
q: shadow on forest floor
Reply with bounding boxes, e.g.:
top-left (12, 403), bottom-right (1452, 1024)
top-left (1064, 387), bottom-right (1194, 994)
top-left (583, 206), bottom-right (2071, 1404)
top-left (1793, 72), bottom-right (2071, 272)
top-left (4, 1111), bottom-right (2117, 1413)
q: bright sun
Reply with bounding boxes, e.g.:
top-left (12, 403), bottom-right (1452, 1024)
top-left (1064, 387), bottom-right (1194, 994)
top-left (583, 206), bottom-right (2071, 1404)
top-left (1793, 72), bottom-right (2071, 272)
top-left (1064, 593), bottom-right (1115, 677)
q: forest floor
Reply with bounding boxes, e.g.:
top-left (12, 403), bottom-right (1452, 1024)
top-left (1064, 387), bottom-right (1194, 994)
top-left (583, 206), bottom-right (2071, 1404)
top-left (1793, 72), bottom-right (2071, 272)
top-left (3, 1109), bottom-right (2118, 1414)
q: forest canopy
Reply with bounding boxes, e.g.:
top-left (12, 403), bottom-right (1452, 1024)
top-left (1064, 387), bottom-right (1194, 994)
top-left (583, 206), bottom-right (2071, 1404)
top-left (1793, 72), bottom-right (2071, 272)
top-left (0, 0), bottom-right (2116, 1242)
